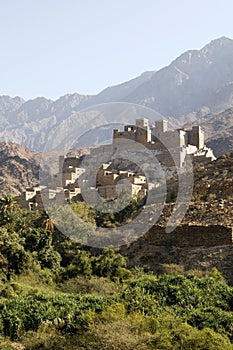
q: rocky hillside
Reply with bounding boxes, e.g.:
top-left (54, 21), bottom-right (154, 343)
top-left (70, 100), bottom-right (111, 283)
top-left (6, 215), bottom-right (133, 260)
top-left (0, 142), bottom-right (40, 196)
top-left (165, 153), bottom-right (233, 225)
top-left (0, 143), bottom-right (92, 196)
top-left (0, 37), bottom-right (233, 151)
top-left (120, 153), bottom-right (233, 283)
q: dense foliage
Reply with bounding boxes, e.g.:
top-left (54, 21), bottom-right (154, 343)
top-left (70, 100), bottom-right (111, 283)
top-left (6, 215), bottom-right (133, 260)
top-left (0, 195), bottom-right (233, 349)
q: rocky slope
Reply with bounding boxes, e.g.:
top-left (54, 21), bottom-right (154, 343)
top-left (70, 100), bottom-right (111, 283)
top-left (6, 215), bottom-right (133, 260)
top-left (120, 153), bottom-right (233, 283)
top-left (0, 143), bottom-right (92, 196)
top-left (161, 153), bottom-right (233, 226)
top-left (0, 142), bottom-right (40, 196)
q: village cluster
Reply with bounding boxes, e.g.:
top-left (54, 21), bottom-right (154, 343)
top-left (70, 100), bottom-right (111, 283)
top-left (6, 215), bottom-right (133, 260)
top-left (20, 118), bottom-right (215, 210)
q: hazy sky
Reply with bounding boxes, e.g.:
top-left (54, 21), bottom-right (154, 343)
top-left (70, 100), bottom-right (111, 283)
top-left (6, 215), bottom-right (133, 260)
top-left (1, 0), bottom-right (233, 100)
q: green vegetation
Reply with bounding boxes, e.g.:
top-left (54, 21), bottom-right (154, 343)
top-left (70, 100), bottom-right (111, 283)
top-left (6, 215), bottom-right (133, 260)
top-left (0, 195), bottom-right (233, 349)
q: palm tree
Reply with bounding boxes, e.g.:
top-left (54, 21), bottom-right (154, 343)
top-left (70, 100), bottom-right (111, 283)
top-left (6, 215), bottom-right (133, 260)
top-left (38, 209), bottom-right (55, 233)
top-left (45, 218), bottom-right (55, 233)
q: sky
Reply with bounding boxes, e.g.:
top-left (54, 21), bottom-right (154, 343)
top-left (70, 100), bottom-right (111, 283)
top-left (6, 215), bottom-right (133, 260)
top-left (0, 0), bottom-right (233, 100)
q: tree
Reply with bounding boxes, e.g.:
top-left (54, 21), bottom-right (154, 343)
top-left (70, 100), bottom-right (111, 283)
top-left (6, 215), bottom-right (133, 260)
top-left (92, 248), bottom-right (129, 281)
top-left (0, 228), bottom-right (31, 275)
top-left (0, 195), bottom-right (19, 226)
top-left (62, 249), bottom-right (92, 279)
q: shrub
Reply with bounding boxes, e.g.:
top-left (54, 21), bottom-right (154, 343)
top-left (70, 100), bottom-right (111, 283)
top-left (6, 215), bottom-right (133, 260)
top-left (92, 248), bottom-right (130, 281)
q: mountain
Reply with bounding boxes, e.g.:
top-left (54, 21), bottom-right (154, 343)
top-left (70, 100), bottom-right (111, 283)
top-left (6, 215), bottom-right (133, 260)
top-left (79, 71), bottom-right (156, 108)
top-left (0, 94), bottom-right (91, 151)
top-left (0, 37), bottom-right (232, 151)
top-left (121, 37), bottom-right (233, 117)
top-left (80, 36), bottom-right (233, 118)
top-left (184, 107), bottom-right (233, 157)
top-left (207, 136), bottom-right (233, 158)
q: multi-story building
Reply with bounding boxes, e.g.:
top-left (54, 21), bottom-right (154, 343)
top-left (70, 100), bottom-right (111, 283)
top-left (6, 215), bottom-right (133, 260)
top-left (113, 118), bottom-right (214, 166)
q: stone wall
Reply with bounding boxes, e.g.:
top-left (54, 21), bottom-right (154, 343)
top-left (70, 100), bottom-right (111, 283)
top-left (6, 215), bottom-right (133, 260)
top-left (144, 225), bottom-right (233, 247)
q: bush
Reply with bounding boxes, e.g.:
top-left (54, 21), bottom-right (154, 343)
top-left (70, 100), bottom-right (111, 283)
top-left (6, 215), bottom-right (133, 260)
top-left (62, 250), bottom-right (92, 280)
top-left (122, 274), bottom-right (232, 312)
top-left (92, 248), bottom-right (130, 281)
top-left (60, 276), bottom-right (118, 296)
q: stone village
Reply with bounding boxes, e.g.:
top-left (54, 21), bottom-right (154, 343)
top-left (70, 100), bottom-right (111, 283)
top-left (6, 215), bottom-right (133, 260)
top-left (20, 118), bottom-right (216, 211)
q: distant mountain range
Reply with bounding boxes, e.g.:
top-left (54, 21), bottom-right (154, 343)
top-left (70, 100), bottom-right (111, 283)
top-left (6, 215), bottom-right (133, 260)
top-left (0, 36), bottom-right (233, 151)
top-left (121, 36), bottom-right (233, 117)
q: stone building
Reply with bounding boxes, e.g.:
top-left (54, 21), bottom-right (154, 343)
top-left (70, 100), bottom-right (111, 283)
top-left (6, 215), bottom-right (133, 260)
top-left (113, 118), bottom-right (152, 144)
top-left (113, 118), bottom-right (215, 167)
top-left (20, 155), bottom-right (85, 210)
top-left (96, 165), bottom-right (147, 200)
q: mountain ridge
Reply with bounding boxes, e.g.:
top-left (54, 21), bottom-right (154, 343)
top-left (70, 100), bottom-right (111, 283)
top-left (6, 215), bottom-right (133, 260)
top-left (0, 36), bottom-right (232, 151)
top-left (121, 36), bottom-right (233, 116)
